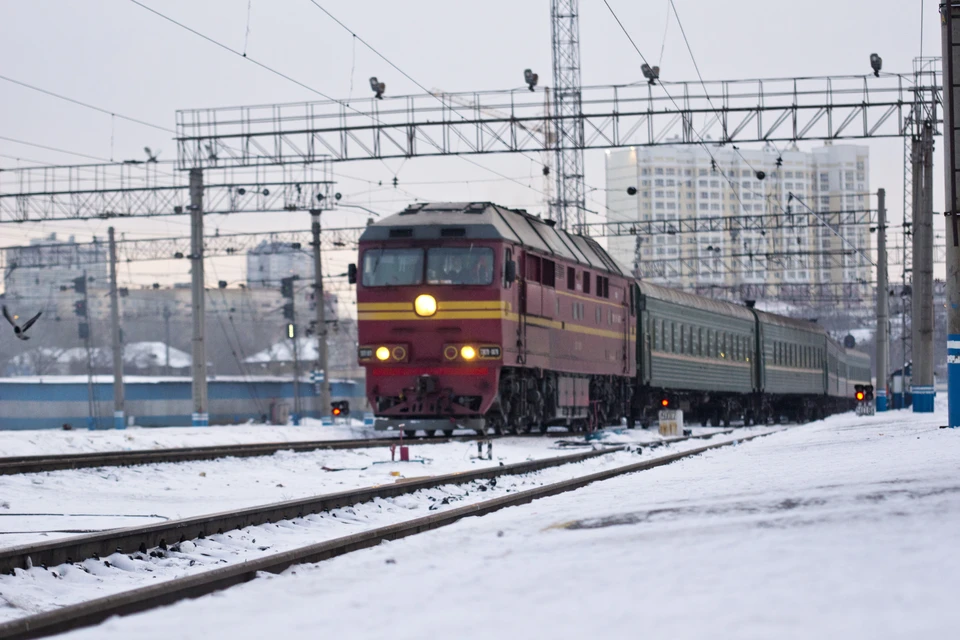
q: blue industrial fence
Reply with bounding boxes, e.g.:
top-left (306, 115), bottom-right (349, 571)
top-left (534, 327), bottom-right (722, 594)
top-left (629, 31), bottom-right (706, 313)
top-left (0, 376), bottom-right (366, 430)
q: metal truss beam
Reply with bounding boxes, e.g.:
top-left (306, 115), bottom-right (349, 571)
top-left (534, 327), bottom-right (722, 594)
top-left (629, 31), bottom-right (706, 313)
top-left (176, 72), bottom-right (942, 168)
top-left (0, 160), bottom-right (333, 223)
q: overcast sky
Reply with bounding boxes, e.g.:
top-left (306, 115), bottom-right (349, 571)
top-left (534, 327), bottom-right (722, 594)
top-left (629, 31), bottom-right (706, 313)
top-left (0, 0), bottom-right (946, 289)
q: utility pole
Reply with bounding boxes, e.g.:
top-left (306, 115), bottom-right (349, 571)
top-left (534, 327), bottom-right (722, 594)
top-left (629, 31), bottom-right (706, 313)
top-left (875, 189), bottom-right (889, 411)
top-left (108, 227), bottom-right (125, 429)
top-left (189, 168), bottom-right (208, 426)
top-left (912, 120), bottom-right (936, 412)
top-left (311, 209), bottom-right (331, 420)
top-left (942, 1), bottom-right (960, 427)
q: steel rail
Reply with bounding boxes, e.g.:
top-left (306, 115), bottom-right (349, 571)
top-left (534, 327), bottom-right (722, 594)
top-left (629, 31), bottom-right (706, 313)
top-left (0, 429), bottom-right (776, 640)
top-left (0, 428), bottom-right (733, 476)
top-left (0, 435), bottom-right (490, 476)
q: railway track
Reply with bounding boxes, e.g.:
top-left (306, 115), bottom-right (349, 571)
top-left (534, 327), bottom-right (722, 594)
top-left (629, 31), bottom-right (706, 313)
top-left (0, 434), bottom-right (484, 476)
top-left (0, 428), bottom-right (733, 476)
top-left (0, 429), bottom-right (776, 639)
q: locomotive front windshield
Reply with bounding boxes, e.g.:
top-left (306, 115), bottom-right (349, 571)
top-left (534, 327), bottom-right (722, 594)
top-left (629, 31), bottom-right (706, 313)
top-left (362, 248), bottom-right (424, 286)
top-left (427, 247), bottom-right (494, 285)
top-left (362, 247), bottom-right (494, 286)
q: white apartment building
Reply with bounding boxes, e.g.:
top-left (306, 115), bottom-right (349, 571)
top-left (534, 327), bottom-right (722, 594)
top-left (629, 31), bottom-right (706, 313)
top-left (604, 142), bottom-right (871, 307)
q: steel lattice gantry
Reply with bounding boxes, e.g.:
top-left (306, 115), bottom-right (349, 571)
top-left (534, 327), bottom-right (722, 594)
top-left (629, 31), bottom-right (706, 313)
top-left (175, 73), bottom-right (939, 170)
top-left (550, 0), bottom-right (586, 232)
top-left (0, 160), bottom-right (333, 223)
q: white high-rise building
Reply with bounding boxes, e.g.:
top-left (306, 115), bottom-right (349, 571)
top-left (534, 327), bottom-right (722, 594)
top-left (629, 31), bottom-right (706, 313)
top-left (604, 142), bottom-right (871, 308)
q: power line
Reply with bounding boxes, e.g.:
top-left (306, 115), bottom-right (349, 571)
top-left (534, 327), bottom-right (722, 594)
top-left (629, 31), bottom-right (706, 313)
top-left (0, 73), bottom-right (174, 134)
top-left (0, 135), bottom-right (111, 162)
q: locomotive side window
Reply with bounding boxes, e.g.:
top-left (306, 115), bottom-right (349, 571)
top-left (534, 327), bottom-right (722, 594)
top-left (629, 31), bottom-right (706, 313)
top-left (503, 249), bottom-right (513, 288)
top-left (567, 266), bottom-right (576, 290)
top-left (362, 248), bottom-right (424, 287)
top-left (426, 247), bottom-right (494, 285)
top-left (526, 255), bottom-right (542, 283)
top-left (542, 260), bottom-right (556, 287)
top-left (583, 271), bottom-right (591, 294)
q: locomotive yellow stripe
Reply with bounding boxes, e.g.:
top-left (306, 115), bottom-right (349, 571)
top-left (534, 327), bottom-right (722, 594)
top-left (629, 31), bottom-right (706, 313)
top-left (357, 300), bottom-right (510, 312)
top-left (437, 300), bottom-right (510, 311)
top-left (358, 310), bottom-right (506, 321)
top-left (359, 307), bottom-right (636, 342)
top-left (357, 302), bottom-right (413, 311)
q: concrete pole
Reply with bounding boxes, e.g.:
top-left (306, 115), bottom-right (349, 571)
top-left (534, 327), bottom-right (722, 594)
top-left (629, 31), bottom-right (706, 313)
top-left (912, 122), bottom-right (936, 412)
top-left (189, 169), bottom-right (209, 426)
top-left (108, 227), bottom-right (125, 429)
top-left (942, 1), bottom-right (960, 427)
top-left (875, 190), bottom-right (889, 411)
top-left (311, 210), bottom-right (331, 419)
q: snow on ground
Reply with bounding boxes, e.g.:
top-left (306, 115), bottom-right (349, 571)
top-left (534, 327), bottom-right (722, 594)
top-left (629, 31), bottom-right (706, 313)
top-left (0, 426), bottom-right (720, 549)
top-left (0, 419), bottom-right (380, 458)
top-left (0, 430), bottom-right (754, 623)
top-left (55, 404), bottom-right (960, 640)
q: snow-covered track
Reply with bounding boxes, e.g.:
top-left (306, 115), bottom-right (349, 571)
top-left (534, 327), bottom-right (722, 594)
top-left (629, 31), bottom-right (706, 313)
top-left (0, 446), bottom-right (624, 576)
top-left (0, 435), bottom-right (486, 476)
top-left (0, 429), bottom-right (734, 476)
top-left (0, 430), bottom-right (777, 640)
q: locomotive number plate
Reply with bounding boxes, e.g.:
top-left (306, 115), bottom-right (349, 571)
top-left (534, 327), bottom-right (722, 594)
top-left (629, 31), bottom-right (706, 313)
top-left (478, 346), bottom-right (502, 359)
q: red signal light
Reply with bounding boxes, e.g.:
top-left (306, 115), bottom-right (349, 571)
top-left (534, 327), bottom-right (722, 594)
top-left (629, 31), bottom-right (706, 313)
top-left (332, 407), bottom-right (342, 416)
top-left (856, 392), bottom-right (865, 401)
top-left (661, 398), bottom-right (669, 407)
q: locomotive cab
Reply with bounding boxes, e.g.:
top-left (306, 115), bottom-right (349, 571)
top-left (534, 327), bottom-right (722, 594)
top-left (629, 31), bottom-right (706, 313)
top-left (355, 203), bottom-right (515, 436)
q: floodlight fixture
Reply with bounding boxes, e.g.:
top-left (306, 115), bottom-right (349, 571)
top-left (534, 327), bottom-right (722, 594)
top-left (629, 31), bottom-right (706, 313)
top-left (870, 53), bottom-right (882, 77)
top-left (524, 68), bottom-right (539, 91)
top-left (641, 63), bottom-right (660, 85)
top-left (369, 76), bottom-right (385, 99)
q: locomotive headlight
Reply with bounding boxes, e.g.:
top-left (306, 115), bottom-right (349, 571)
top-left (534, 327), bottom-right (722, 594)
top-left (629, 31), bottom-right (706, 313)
top-left (460, 345), bottom-right (477, 360)
top-left (414, 294), bottom-right (437, 317)
top-left (376, 346), bottom-right (391, 361)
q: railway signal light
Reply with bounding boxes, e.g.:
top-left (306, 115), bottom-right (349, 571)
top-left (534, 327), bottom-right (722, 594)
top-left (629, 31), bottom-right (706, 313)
top-left (331, 400), bottom-right (350, 417)
top-left (283, 302), bottom-right (295, 320)
top-left (660, 398), bottom-right (670, 408)
top-left (73, 300), bottom-right (87, 317)
top-left (280, 276), bottom-right (295, 299)
top-left (73, 276), bottom-right (86, 294)
top-left (286, 323), bottom-right (295, 339)
top-left (855, 384), bottom-right (866, 402)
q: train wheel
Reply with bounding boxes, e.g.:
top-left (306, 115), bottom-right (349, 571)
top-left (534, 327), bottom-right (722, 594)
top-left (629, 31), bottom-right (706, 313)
top-left (403, 430), bottom-right (416, 439)
top-left (443, 430), bottom-right (454, 437)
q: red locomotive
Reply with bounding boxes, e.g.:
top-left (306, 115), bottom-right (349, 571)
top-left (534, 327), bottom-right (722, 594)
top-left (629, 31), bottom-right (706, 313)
top-left (351, 202), bottom-right (634, 436)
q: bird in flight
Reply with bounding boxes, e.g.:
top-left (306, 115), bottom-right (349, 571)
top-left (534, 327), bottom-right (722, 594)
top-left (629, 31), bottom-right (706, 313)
top-left (3, 306), bottom-right (42, 340)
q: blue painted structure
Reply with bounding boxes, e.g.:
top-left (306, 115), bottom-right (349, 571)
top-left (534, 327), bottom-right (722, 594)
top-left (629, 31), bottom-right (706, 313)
top-left (0, 376), bottom-right (365, 430)
top-left (950, 335), bottom-right (960, 427)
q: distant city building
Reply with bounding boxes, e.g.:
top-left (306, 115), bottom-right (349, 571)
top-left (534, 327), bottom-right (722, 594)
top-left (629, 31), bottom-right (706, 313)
top-left (3, 233), bottom-right (108, 301)
top-left (605, 142), bottom-right (871, 307)
top-left (246, 241), bottom-right (314, 288)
